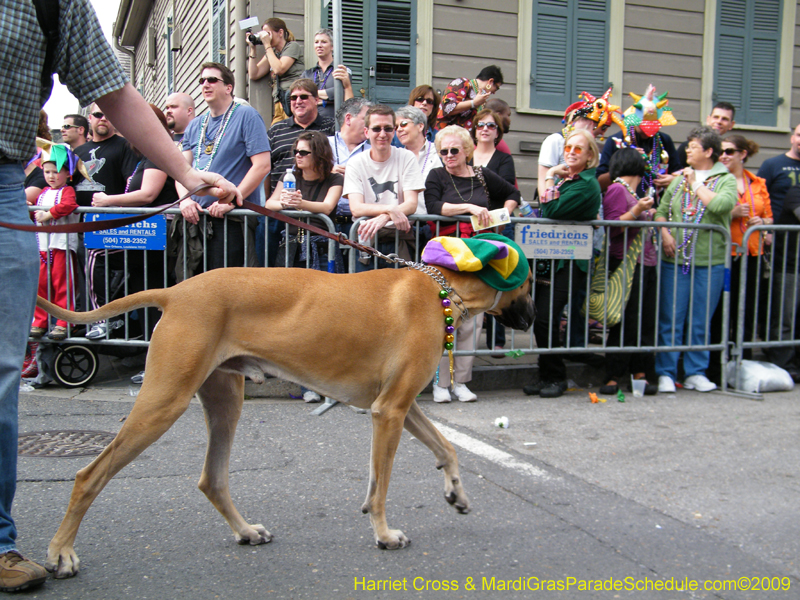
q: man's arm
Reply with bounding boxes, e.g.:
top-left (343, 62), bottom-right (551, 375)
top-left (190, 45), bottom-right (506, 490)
top-left (96, 84), bottom-right (239, 204)
top-left (235, 151), bottom-right (271, 200)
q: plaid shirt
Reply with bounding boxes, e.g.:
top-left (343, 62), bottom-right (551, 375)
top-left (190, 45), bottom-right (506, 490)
top-left (0, 0), bottom-right (128, 161)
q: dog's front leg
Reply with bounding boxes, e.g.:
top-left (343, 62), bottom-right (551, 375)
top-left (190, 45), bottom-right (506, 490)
top-left (403, 400), bottom-right (470, 514)
top-left (361, 402), bottom-right (410, 549)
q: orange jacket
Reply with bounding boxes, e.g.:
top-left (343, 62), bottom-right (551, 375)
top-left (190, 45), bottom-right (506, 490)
top-left (730, 170), bottom-right (772, 256)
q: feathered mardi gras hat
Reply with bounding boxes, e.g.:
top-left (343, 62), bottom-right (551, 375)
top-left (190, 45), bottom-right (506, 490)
top-left (563, 87), bottom-right (625, 134)
top-left (35, 138), bottom-right (89, 180)
top-left (622, 84), bottom-right (677, 138)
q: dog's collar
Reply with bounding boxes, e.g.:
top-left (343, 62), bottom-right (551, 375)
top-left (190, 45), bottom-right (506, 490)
top-left (487, 290), bottom-right (503, 312)
top-left (403, 261), bottom-right (469, 321)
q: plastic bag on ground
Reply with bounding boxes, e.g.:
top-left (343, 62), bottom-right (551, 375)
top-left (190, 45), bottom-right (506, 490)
top-left (726, 360), bottom-right (794, 393)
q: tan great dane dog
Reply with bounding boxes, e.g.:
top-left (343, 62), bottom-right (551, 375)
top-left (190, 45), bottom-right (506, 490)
top-left (36, 265), bottom-right (534, 578)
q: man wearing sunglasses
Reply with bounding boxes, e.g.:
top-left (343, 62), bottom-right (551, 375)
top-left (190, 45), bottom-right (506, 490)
top-left (73, 104), bottom-right (139, 207)
top-left (60, 114), bottom-right (89, 150)
top-left (262, 79), bottom-right (335, 265)
top-left (342, 105), bottom-right (424, 270)
top-left (178, 62), bottom-right (270, 271)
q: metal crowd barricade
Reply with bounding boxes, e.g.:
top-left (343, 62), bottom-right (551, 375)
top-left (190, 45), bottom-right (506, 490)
top-left (734, 224), bottom-right (800, 393)
top-left (348, 213), bottom-right (740, 391)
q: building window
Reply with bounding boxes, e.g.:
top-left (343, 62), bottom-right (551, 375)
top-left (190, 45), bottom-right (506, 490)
top-left (212, 0), bottom-right (227, 66)
top-left (713, 0), bottom-right (781, 127)
top-left (528, 0), bottom-right (609, 111)
top-left (323, 0), bottom-right (416, 105)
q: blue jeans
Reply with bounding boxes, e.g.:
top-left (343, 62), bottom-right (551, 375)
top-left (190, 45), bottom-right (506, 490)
top-left (655, 261), bottom-right (725, 380)
top-left (0, 164), bottom-right (39, 553)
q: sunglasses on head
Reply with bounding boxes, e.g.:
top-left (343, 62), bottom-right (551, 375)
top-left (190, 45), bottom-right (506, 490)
top-left (439, 148), bottom-right (460, 156)
top-left (199, 76), bottom-right (223, 85)
top-left (476, 121), bottom-right (498, 130)
top-left (564, 144), bottom-right (584, 155)
top-left (290, 94), bottom-right (312, 102)
top-left (369, 125), bottom-right (395, 133)
top-left (415, 96), bottom-right (435, 106)
top-left (90, 112), bottom-right (104, 120)
top-left (721, 148), bottom-right (740, 156)
top-left (60, 124), bottom-right (77, 131)
top-left (294, 149), bottom-right (312, 157)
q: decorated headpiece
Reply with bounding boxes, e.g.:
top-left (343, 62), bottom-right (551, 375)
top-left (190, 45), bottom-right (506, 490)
top-left (421, 233), bottom-right (529, 291)
top-left (562, 87), bottom-right (624, 138)
top-left (622, 84), bottom-right (677, 138)
top-left (36, 138), bottom-right (89, 180)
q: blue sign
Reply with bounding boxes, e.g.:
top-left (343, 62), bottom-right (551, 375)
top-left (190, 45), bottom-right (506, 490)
top-left (84, 214), bottom-right (167, 251)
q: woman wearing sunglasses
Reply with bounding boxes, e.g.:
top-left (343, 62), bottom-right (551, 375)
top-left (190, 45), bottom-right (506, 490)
top-left (522, 129), bottom-right (602, 399)
top-left (408, 85), bottom-right (441, 143)
top-left (470, 108), bottom-right (517, 357)
top-left (395, 105), bottom-right (442, 216)
top-left (708, 135), bottom-right (772, 383)
top-left (265, 130), bottom-right (343, 273)
top-left (425, 125), bottom-right (520, 403)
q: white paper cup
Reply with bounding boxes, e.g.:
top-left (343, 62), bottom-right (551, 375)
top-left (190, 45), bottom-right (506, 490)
top-left (631, 377), bottom-right (646, 398)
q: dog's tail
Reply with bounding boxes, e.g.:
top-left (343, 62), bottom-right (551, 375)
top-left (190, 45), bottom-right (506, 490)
top-left (36, 288), bottom-right (169, 325)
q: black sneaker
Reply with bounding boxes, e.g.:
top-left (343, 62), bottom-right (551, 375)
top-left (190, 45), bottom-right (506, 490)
top-left (540, 381), bottom-right (567, 398)
top-left (522, 380), bottom-right (545, 396)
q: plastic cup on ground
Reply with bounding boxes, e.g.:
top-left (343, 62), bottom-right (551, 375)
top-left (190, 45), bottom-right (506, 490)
top-left (631, 377), bottom-right (645, 398)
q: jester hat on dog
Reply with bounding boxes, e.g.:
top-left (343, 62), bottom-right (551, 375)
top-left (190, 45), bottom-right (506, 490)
top-left (421, 233), bottom-right (529, 291)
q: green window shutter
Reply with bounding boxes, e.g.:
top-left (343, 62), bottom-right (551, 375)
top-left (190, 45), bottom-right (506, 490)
top-left (323, 0), bottom-right (416, 106)
top-left (714, 0), bottom-right (781, 127)
top-left (530, 0), bottom-right (609, 111)
top-left (212, 0), bottom-right (226, 66)
top-left (324, 0), bottom-right (367, 91)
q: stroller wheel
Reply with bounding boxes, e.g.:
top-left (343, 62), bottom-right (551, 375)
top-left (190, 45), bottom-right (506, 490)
top-left (53, 345), bottom-right (99, 388)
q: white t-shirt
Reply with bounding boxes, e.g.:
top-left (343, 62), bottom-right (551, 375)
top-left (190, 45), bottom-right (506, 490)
top-left (343, 146), bottom-right (425, 216)
top-left (538, 132), bottom-right (566, 168)
top-left (412, 140), bottom-right (442, 214)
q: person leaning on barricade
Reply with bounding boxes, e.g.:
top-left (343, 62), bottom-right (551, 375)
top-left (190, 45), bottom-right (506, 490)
top-left (707, 135), bottom-right (773, 385)
top-left (598, 148), bottom-right (658, 396)
top-left (653, 126), bottom-right (736, 393)
top-left (522, 129), bottom-right (602, 399)
top-left (424, 125), bottom-right (520, 403)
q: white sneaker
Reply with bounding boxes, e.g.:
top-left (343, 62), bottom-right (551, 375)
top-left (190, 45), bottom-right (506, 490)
top-left (657, 376), bottom-right (676, 393)
top-left (683, 374), bottom-right (717, 392)
top-left (452, 382), bottom-right (477, 402)
top-left (303, 390), bottom-right (322, 403)
top-left (432, 384), bottom-right (451, 403)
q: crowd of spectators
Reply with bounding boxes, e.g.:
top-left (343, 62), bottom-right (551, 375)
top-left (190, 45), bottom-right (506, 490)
top-left (23, 18), bottom-right (800, 404)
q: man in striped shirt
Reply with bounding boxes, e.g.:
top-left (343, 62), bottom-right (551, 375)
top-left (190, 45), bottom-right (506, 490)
top-left (263, 79), bottom-right (335, 265)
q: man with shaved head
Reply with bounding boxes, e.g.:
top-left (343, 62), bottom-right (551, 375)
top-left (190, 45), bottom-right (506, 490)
top-left (164, 92), bottom-right (195, 144)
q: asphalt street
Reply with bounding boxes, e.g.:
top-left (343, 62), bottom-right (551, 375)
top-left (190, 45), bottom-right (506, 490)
top-left (12, 366), bottom-right (800, 600)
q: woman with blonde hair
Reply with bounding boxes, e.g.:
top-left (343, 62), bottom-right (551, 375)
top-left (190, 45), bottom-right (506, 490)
top-left (299, 28), bottom-right (354, 121)
top-left (247, 17), bottom-right (305, 120)
top-left (424, 125), bottom-right (520, 403)
top-left (522, 128), bottom-right (602, 398)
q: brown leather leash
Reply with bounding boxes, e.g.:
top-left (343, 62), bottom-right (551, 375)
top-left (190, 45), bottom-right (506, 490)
top-left (0, 184), bottom-right (386, 262)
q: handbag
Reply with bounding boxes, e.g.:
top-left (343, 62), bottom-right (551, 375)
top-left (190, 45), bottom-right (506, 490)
top-left (582, 229), bottom-right (645, 327)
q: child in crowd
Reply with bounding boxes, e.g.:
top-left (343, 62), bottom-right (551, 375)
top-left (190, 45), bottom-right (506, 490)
top-left (29, 144), bottom-right (82, 341)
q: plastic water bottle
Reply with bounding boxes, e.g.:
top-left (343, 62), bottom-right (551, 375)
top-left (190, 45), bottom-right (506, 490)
top-left (518, 198), bottom-right (534, 217)
top-left (283, 168), bottom-right (296, 192)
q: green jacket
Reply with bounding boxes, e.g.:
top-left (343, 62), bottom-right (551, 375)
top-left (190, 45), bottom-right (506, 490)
top-left (541, 167), bottom-right (602, 272)
top-left (655, 161), bottom-right (736, 266)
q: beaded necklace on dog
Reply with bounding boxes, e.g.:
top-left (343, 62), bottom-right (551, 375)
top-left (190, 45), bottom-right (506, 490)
top-left (194, 101), bottom-right (238, 167)
top-left (668, 174), bottom-right (722, 274)
top-left (399, 261), bottom-right (469, 387)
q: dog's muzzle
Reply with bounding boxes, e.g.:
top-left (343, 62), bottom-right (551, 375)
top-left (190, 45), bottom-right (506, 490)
top-left (493, 295), bottom-right (536, 331)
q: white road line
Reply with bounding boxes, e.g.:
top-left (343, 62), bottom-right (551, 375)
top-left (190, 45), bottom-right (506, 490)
top-left (431, 421), bottom-right (551, 480)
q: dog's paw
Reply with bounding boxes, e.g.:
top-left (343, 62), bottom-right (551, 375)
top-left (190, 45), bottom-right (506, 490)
top-left (444, 490), bottom-right (470, 514)
top-left (45, 547), bottom-right (80, 579)
top-left (375, 529), bottom-right (410, 550)
top-left (235, 523), bottom-right (273, 545)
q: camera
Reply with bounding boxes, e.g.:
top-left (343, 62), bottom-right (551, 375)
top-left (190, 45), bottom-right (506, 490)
top-left (248, 32), bottom-right (263, 46)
